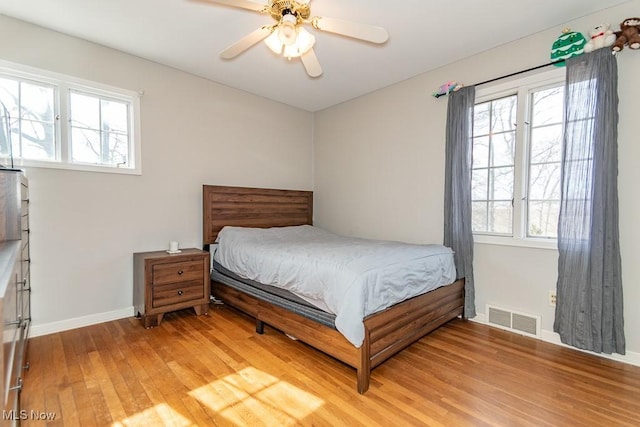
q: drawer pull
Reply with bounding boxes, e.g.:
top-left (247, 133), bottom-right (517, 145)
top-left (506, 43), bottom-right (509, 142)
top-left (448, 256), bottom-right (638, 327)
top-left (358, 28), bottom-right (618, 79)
top-left (178, 269), bottom-right (184, 275)
top-left (178, 290), bottom-right (184, 296)
top-left (9, 378), bottom-right (23, 392)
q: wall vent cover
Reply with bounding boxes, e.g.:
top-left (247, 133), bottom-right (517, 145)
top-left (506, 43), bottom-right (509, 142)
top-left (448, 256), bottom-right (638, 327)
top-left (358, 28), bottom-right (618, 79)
top-left (486, 304), bottom-right (541, 338)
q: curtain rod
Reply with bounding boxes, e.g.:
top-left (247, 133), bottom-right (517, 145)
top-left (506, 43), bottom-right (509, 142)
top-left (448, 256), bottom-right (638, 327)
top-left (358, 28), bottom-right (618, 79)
top-left (473, 50), bottom-right (620, 88)
top-left (474, 60), bottom-right (564, 87)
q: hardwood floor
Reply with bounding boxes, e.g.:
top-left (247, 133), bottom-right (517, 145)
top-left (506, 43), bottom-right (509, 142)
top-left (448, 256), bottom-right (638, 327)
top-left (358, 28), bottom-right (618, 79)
top-left (19, 304), bottom-right (640, 426)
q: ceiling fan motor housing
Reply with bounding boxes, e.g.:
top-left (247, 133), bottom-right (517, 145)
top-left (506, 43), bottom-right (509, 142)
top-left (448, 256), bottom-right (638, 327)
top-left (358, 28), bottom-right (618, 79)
top-left (268, 0), bottom-right (310, 22)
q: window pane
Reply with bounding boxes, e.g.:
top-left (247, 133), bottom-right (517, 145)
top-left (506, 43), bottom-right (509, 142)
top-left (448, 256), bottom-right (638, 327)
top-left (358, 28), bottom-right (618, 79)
top-left (531, 87), bottom-right (564, 126)
top-left (0, 77), bottom-right (56, 162)
top-left (489, 201), bottom-right (512, 234)
top-left (472, 202), bottom-right (488, 233)
top-left (21, 122), bottom-right (55, 160)
top-left (491, 167), bottom-right (514, 200)
top-left (70, 92), bottom-right (132, 167)
top-left (70, 93), bottom-right (100, 129)
top-left (528, 201), bottom-right (559, 238)
top-left (491, 132), bottom-right (515, 167)
top-left (472, 169), bottom-right (488, 200)
top-left (101, 99), bottom-right (128, 133)
top-left (526, 83), bottom-right (564, 241)
top-left (529, 163), bottom-right (561, 200)
top-left (0, 78), bottom-right (19, 118)
top-left (20, 82), bottom-right (55, 122)
top-left (21, 122), bottom-right (56, 160)
top-left (107, 132), bottom-right (129, 166)
top-left (492, 96), bottom-right (517, 133)
top-left (71, 127), bottom-right (100, 163)
top-left (9, 121), bottom-right (19, 157)
top-left (530, 124), bottom-right (562, 164)
top-left (0, 108), bottom-right (10, 157)
top-left (472, 94), bottom-right (518, 237)
top-left (473, 136), bottom-right (489, 168)
top-left (474, 102), bottom-right (490, 136)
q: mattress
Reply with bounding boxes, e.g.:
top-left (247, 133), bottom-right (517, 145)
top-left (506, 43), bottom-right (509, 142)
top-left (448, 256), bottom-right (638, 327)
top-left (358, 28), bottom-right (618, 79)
top-left (211, 260), bottom-right (337, 328)
top-left (213, 225), bottom-right (457, 347)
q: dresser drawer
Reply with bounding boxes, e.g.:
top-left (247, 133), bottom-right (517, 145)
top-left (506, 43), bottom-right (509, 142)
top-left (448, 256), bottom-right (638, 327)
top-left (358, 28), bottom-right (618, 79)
top-left (21, 211), bottom-right (28, 231)
top-left (152, 280), bottom-right (204, 308)
top-left (152, 260), bottom-right (203, 285)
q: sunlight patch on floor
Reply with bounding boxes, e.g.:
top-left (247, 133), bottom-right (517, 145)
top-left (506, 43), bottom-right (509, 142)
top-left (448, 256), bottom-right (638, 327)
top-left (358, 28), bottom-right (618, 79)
top-left (112, 403), bottom-right (193, 427)
top-left (189, 366), bottom-right (325, 426)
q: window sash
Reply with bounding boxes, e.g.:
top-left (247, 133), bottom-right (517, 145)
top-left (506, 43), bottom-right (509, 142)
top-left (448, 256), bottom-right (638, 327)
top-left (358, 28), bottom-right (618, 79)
top-left (69, 90), bottom-right (133, 168)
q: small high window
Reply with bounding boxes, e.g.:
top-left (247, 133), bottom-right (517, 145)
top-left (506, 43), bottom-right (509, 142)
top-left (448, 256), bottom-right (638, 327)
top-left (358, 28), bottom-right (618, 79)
top-left (0, 60), bottom-right (141, 174)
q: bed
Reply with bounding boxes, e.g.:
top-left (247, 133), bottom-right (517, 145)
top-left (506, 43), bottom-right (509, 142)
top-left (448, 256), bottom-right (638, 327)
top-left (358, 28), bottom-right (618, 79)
top-left (203, 185), bottom-right (465, 393)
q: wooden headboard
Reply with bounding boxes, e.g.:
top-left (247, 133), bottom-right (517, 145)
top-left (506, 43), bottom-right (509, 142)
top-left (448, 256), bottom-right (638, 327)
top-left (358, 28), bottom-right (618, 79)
top-left (202, 185), bottom-right (313, 245)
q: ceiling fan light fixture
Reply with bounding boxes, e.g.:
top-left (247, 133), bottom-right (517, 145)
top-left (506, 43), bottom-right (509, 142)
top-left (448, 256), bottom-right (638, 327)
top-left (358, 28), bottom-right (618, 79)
top-left (208, 0), bottom-right (388, 76)
top-left (278, 13), bottom-right (298, 46)
top-left (264, 30), bottom-right (283, 54)
top-left (284, 27), bottom-right (315, 58)
top-left (264, 24), bottom-right (315, 59)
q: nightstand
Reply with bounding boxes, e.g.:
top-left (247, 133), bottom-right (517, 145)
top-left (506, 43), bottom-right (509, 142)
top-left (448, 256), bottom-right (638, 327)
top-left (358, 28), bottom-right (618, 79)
top-left (133, 248), bottom-right (210, 328)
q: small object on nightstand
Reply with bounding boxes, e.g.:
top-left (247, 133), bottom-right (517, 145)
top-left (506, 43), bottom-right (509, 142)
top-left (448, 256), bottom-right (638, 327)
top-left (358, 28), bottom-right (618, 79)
top-left (166, 249), bottom-right (182, 254)
top-left (133, 248), bottom-right (210, 328)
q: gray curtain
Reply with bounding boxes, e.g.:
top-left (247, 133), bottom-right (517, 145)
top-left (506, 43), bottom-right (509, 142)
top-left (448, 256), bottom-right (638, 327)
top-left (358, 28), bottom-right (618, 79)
top-left (444, 86), bottom-right (476, 318)
top-left (554, 48), bottom-right (625, 354)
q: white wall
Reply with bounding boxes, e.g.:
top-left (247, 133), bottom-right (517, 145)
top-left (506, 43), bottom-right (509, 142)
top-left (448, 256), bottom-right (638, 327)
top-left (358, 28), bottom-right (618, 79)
top-left (314, 2), bottom-right (640, 362)
top-left (0, 15), bottom-right (314, 334)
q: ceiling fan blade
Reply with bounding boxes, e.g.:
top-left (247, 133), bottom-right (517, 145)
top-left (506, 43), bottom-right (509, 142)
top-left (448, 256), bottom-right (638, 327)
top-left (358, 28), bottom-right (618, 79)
top-left (195, 0), bottom-right (266, 12)
top-left (312, 16), bottom-right (389, 44)
top-left (301, 48), bottom-right (323, 78)
top-left (220, 26), bottom-right (273, 59)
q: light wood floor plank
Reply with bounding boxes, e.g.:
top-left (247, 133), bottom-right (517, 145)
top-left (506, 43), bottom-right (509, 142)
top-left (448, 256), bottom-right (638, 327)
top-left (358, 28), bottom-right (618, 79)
top-left (19, 304), bottom-right (640, 426)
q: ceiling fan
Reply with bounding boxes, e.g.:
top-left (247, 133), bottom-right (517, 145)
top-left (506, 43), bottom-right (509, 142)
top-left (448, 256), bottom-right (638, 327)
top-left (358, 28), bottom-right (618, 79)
top-left (200, 0), bottom-right (390, 77)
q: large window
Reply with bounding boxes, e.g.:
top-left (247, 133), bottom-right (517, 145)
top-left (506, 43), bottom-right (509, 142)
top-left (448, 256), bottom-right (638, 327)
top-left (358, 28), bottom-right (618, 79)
top-left (0, 60), bottom-right (141, 174)
top-left (472, 69), bottom-right (565, 248)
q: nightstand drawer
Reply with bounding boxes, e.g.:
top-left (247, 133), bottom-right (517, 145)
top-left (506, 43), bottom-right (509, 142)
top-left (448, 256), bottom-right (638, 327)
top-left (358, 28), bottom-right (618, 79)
top-left (152, 280), bottom-right (204, 308)
top-left (152, 260), bottom-right (203, 285)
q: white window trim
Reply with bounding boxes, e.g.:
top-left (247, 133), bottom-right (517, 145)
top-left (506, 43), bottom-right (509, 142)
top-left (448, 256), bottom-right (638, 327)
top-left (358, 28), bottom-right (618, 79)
top-left (0, 59), bottom-right (142, 175)
top-left (474, 67), bottom-right (565, 251)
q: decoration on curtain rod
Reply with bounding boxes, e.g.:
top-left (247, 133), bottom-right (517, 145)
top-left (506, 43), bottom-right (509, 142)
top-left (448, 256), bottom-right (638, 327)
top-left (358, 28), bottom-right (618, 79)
top-left (433, 21), bottom-right (628, 101)
top-left (612, 17), bottom-right (640, 52)
top-left (550, 28), bottom-right (586, 66)
top-left (431, 61), bottom-right (562, 101)
top-left (584, 24), bottom-right (616, 52)
top-left (432, 81), bottom-right (464, 98)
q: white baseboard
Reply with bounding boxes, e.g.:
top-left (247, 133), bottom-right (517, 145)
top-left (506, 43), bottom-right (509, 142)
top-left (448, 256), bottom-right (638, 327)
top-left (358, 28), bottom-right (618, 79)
top-left (471, 313), bottom-right (640, 367)
top-left (29, 306), bottom-right (135, 338)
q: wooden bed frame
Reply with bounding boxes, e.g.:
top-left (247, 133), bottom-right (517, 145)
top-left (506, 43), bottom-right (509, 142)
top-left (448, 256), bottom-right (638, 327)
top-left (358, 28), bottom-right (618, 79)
top-left (203, 185), bottom-right (465, 393)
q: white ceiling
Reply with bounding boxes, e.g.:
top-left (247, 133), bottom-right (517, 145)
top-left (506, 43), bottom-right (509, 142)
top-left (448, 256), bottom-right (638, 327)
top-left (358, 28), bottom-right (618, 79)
top-left (0, 0), bottom-right (630, 111)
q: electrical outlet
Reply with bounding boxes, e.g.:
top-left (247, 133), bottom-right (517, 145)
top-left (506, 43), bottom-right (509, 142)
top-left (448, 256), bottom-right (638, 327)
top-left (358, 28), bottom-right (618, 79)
top-left (549, 291), bottom-right (557, 306)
